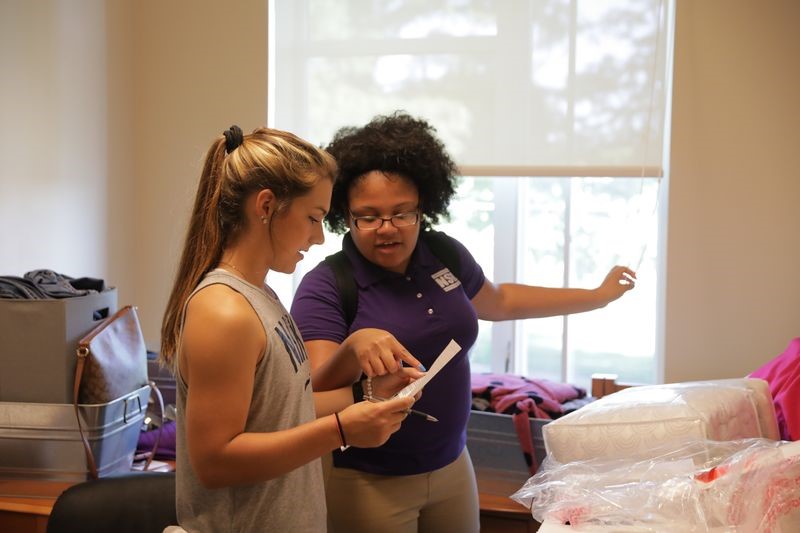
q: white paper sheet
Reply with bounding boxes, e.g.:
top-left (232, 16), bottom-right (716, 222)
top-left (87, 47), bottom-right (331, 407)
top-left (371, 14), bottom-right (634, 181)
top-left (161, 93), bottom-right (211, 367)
top-left (393, 339), bottom-right (461, 398)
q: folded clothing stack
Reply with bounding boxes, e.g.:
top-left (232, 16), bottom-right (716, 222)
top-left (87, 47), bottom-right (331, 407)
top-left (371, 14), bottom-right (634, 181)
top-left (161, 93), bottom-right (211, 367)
top-left (0, 269), bottom-right (106, 299)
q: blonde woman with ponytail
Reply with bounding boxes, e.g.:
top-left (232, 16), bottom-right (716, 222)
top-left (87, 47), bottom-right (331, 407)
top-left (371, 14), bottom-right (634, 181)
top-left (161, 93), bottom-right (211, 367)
top-left (160, 126), bottom-right (422, 532)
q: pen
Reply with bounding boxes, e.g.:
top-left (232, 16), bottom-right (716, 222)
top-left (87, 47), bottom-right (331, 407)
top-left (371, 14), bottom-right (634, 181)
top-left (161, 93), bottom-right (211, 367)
top-left (407, 408), bottom-right (438, 423)
top-left (370, 396), bottom-right (438, 423)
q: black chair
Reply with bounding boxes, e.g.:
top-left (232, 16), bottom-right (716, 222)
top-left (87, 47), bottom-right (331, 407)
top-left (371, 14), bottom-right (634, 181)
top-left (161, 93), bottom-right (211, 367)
top-left (47, 472), bottom-right (177, 533)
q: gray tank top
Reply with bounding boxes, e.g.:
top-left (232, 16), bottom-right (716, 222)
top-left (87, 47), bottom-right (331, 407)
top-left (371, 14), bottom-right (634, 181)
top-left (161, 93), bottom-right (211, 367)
top-left (175, 269), bottom-right (326, 532)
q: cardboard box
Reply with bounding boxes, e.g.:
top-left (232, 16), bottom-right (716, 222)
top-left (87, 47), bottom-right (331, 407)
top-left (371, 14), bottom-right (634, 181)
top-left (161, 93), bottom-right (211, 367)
top-left (0, 289), bottom-right (118, 403)
top-left (0, 384), bottom-right (150, 481)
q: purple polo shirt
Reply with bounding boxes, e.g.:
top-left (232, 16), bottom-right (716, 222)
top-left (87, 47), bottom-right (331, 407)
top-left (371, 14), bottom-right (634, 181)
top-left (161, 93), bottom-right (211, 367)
top-left (291, 231), bottom-right (485, 475)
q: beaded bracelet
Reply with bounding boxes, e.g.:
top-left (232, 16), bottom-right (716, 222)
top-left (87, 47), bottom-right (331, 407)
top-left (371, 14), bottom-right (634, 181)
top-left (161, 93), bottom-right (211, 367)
top-left (353, 377), bottom-right (375, 402)
top-left (364, 376), bottom-right (374, 400)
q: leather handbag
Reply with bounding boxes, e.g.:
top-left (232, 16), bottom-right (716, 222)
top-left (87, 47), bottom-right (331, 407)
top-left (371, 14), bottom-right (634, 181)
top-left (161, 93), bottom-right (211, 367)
top-left (73, 305), bottom-right (163, 478)
top-left (75, 305), bottom-right (148, 404)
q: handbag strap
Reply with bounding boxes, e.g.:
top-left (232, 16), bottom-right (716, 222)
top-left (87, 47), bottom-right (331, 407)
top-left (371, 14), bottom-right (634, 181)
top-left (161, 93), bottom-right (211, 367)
top-left (141, 381), bottom-right (166, 471)
top-left (73, 349), bottom-right (99, 479)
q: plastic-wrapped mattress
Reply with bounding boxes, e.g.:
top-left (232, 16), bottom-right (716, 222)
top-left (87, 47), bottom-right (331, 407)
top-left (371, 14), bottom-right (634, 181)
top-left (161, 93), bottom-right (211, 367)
top-left (542, 378), bottom-right (779, 463)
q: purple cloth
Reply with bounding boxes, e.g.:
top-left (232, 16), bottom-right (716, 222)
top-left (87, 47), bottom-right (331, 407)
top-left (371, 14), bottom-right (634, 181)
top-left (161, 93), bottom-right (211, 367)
top-left (471, 373), bottom-right (587, 419)
top-left (291, 231), bottom-right (485, 475)
top-left (137, 420), bottom-right (176, 460)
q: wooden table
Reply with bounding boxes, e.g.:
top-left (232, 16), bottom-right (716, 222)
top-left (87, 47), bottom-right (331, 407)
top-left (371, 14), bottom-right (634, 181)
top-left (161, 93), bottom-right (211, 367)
top-left (477, 470), bottom-right (540, 532)
top-left (0, 479), bottom-right (73, 533)
top-left (0, 460), bottom-right (175, 533)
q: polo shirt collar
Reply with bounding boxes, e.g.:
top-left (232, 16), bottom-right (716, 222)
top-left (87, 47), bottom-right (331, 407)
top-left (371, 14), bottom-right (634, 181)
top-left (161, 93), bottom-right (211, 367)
top-left (341, 231), bottom-right (438, 289)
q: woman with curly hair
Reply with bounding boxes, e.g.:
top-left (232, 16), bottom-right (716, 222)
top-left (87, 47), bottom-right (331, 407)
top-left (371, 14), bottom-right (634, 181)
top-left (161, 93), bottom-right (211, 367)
top-left (291, 112), bottom-right (637, 532)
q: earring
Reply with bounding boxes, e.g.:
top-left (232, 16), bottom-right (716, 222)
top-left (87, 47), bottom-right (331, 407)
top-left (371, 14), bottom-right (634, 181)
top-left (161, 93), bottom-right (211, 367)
top-left (260, 215), bottom-right (268, 224)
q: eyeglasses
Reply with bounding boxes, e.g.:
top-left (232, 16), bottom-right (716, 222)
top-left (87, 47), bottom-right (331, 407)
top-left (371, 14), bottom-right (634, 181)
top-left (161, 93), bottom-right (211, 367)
top-left (349, 210), bottom-right (420, 231)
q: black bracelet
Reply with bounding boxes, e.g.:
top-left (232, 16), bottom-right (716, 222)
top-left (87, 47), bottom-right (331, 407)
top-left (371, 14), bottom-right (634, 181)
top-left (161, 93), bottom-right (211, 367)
top-left (352, 380), bottom-right (364, 403)
top-left (334, 411), bottom-right (347, 447)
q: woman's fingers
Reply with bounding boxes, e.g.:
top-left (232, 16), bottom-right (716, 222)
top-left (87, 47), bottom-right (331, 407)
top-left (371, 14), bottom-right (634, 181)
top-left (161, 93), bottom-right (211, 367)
top-left (375, 339), bottom-right (420, 375)
top-left (391, 342), bottom-right (423, 371)
top-left (601, 265), bottom-right (637, 295)
top-left (370, 367), bottom-right (425, 398)
top-left (399, 366), bottom-right (425, 380)
top-left (380, 395), bottom-right (414, 414)
top-left (379, 349), bottom-right (401, 374)
top-left (354, 330), bottom-right (423, 376)
top-left (618, 266), bottom-right (637, 285)
top-left (338, 396), bottom-right (413, 447)
top-left (364, 351), bottom-right (395, 377)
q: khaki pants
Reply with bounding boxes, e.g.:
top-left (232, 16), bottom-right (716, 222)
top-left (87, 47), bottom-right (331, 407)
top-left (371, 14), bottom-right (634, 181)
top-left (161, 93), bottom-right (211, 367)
top-left (324, 448), bottom-right (480, 533)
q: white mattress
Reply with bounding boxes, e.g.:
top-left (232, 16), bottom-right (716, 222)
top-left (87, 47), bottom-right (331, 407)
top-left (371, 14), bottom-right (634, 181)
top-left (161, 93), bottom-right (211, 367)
top-left (543, 378), bottom-right (779, 464)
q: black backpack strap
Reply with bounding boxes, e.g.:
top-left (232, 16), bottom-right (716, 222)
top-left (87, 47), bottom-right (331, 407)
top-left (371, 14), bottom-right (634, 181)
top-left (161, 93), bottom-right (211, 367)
top-left (323, 249), bottom-right (358, 329)
top-left (421, 229), bottom-right (461, 280)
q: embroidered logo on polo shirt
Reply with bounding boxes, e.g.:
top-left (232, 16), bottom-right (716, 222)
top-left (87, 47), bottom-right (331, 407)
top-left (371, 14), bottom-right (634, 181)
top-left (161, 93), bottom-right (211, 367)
top-left (431, 268), bottom-right (461, 292)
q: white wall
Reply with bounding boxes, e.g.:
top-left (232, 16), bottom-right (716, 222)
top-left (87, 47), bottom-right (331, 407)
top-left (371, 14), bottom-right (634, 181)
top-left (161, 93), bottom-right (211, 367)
top-left (665, 0), bottom-right (800, 381)
top-left (0, 0), bottom-right (114, 284)
top-left (2, 0), bottom-right (798, 376)
top-left (129, 0), bottom-right (268, 348)
top-left (0, 0), bottom-right (267, 349)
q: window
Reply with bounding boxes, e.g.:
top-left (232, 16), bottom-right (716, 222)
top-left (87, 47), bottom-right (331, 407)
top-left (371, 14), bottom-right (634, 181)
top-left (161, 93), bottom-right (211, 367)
top-left (269, 0), bottom-right (673, 388)
top-left (437, 176), bottom-right (661, 386)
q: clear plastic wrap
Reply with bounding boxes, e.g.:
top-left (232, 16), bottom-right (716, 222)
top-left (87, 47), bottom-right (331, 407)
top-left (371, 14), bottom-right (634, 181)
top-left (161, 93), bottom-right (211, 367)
top-left (512, 438), bottom-right (800, 532)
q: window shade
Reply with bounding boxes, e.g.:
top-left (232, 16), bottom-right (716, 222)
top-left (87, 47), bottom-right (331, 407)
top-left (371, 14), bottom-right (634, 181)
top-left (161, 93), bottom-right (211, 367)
top-left (271, 0), bottom-right (671, 177)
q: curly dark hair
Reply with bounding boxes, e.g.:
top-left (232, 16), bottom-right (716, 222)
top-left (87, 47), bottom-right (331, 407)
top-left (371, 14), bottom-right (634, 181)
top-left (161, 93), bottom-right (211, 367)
top-left (324, 111), bottom-right (459, 234)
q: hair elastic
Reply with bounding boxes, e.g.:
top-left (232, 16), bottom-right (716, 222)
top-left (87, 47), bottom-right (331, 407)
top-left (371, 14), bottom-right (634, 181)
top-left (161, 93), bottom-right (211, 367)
top-left (223, 125), bottom-right (244, 153)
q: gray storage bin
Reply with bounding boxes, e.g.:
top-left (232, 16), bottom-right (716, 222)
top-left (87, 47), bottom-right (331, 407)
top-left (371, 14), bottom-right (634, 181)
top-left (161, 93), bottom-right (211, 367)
top-left (467, 410), bottom-right (548, 491)
top-left (0, 384), bottom-right (149, 481)
top-left (0, 288), bottom-right (118, 403)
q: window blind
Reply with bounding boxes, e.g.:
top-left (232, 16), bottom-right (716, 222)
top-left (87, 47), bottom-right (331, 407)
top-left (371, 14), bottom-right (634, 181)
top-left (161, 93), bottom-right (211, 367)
top-left (270, 0), bottom-right (670, 177)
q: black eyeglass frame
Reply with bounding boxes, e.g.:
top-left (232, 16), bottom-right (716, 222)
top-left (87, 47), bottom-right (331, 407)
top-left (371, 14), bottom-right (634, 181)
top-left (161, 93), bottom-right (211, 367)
top-left (349, 210), bottom-right (420, 231)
